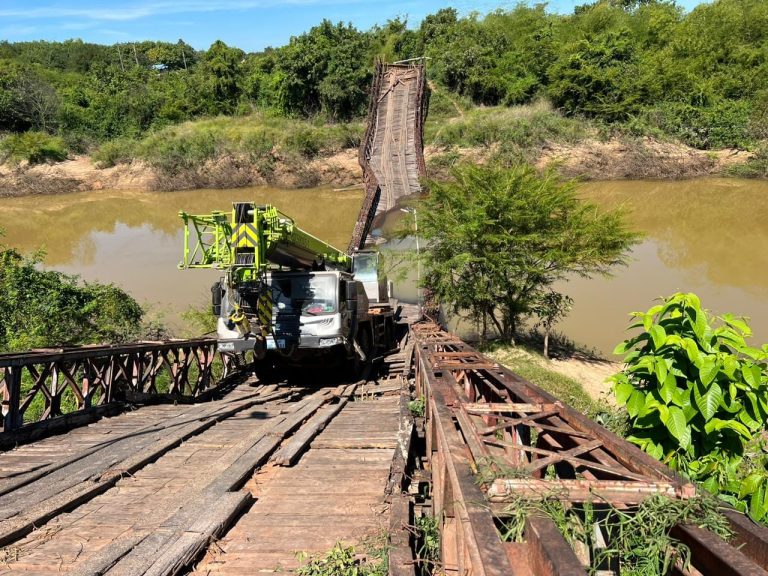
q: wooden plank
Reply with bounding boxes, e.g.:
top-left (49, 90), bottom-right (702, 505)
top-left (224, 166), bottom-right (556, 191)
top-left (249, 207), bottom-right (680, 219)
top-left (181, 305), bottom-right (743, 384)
top-left (671, 523), bottom-right (768, 576)
top-left (142, 492), bottom-right (251, 576)
top-left (526, 516), bottom-right (586, 576)
top-left (271, 384), bottom-right (357, 466)
top-left (0, 388), bottom-right (293, 548)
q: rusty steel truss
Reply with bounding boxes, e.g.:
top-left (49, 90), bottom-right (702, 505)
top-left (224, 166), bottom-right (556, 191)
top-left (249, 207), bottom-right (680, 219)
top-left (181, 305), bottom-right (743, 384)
top-left (411, 321), bottom-right (768, 576)
top-left (0, 339), bottom-right (237, 438)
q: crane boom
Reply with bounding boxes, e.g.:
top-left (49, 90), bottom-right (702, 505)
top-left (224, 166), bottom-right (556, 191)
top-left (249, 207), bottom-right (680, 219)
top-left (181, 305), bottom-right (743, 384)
top-left (179, 203), bottom-right (350, 278)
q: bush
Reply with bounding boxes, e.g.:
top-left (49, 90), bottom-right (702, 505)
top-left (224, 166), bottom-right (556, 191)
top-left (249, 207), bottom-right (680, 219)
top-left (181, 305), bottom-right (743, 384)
top-left (0, 131), bottom-right (67, 165)
top-left (611, 293), bottom-right (768, 522)
top-left (92, 138), bottom-right (138, 168)
top-left (139, 128), bottom-right (220, 173)
top-left (284, 126), bottom-right (323, 158)
top-left (646, 101), bottom-right (753, 150)
top-left (0, 244), bottom-right (144, 351)
top-left (726, 147), bottom-right (768, 179)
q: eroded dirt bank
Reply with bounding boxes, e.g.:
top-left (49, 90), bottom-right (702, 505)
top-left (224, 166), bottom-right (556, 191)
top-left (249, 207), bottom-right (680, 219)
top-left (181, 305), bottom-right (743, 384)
top-left (0, 138), bottom-right (757, 197)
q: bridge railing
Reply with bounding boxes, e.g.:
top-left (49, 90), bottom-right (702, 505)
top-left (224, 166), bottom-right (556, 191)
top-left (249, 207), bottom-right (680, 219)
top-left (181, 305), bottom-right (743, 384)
top-left (411, 321), bottom-right (768, 575)
top-left (0, 338), bottom-right (232, 435)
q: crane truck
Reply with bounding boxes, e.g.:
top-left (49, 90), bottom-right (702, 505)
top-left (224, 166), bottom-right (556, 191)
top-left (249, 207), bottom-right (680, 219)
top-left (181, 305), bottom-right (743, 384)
top-left (178, 202), bottom-right (395, 373)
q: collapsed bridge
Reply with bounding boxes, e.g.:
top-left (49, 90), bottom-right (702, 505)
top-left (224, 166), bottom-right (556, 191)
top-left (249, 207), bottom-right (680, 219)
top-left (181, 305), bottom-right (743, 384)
top-left (2, 60), bottom-right (768, 575)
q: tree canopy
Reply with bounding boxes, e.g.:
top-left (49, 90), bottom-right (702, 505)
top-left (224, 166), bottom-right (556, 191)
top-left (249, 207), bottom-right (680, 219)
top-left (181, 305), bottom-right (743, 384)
top-left (418, 164), bottom-right (639, 340)
top-left (0, 242), bottom-right (144, 352)
top-left (0, 0), bottom-right (766, 152)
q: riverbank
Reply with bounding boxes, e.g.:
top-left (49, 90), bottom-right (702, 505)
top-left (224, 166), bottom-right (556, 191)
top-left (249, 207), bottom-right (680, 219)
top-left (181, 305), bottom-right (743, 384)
top-left (1, 101), bottom-right (765, 197)
top-left (0, 137), bottom-right (759, 198)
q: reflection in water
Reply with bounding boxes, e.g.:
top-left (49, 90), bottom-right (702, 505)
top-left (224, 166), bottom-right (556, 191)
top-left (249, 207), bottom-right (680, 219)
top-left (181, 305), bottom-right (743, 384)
top-left (560, 178), bottom-right (768, 355)
top-left (0, 187), bottom-right (363, 329)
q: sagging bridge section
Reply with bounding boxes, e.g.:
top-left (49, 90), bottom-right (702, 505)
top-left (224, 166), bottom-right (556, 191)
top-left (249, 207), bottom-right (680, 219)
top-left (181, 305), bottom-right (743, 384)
top-left (2, 59), bottom-right (768, 575)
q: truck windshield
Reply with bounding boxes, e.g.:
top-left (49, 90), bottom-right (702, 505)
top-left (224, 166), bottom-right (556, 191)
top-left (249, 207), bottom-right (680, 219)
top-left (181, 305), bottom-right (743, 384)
top-left (272, 275), bottom-right (336, 316)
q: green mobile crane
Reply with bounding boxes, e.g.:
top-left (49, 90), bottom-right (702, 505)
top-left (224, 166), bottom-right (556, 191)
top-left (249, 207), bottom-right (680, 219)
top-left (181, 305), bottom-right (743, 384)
top-left (179, 203), bottom-right (394, 370)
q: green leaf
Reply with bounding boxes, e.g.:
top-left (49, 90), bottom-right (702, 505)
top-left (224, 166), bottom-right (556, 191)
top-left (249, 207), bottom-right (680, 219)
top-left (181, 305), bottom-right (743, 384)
top-left (626, 390), bottom-right (646, 418)
top-left (654, 358), bottom-right (669, 387)
top-left (650, 324), bottom-right (666, 349)
top-left (658, 372), bottom-right (676, 404)
top-left (704, 418), bottom-right (751, 439)
top-left (750, 483), bottom-right (768, 522)
top-left (743, 364), bottom-right (762, 388)
top-left (702, 475), bottom-right (720, 495)
top-left (698, 357), bottom-right (718, 387)
top-left (722, 313), bottom-right (752, 337)
top-left (664, 407), bottom-right (689, 448)
top-left (694, 382), bottom-right (722, 422)
top-left (613, 341), bottom-right (628, 355)
top-left (614, 381), bottom-right (634, 405)
top-left (682, 338), bottom-right (701, 366)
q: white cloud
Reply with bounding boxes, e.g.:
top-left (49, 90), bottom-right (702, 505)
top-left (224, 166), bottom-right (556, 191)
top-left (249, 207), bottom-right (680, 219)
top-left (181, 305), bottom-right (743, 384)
top-left (0, 0), bottom-right (364, 22)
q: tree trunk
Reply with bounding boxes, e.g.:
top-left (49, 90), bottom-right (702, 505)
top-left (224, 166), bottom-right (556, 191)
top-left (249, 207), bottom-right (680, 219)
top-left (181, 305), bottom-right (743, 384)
top-left (543, 329), bottom-right (550, 359)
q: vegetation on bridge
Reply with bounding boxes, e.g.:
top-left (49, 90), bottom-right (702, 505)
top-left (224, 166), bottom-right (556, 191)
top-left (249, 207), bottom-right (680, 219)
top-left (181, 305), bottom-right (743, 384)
top-left (0, 0), bottom-right (766, 180)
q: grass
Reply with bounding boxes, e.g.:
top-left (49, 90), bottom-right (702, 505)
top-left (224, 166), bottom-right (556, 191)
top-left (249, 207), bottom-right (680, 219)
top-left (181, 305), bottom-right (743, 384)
top-left (497, 494), bottom-right (732, 576)
top-left (480, 341), bottom-right (629, 436)
top-left (424, 98), bottom-right (590, 163)
top-left (0, 131), bottom-right (68, 165)
top-left (94, 112), bottom-right (364, 170)
top-left (296, 539), bottom-right (387, 576)
top-left (481, 342), bottom-right (604, 418)
top-left (90, 111), bottom-right (365, 190)
top-left (726, 146), bottom-right (768, 178)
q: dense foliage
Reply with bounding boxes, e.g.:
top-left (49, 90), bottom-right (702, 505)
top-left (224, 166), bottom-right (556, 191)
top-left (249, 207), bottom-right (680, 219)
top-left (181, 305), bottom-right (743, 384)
top-left (0, 242), bottom-right (144, 352)
top-left (0, 0), bottom-right (766, 157)
top-left (611, 293), bottom-right (768, 522)
top-left (417, 163), bottom-right (637, 340)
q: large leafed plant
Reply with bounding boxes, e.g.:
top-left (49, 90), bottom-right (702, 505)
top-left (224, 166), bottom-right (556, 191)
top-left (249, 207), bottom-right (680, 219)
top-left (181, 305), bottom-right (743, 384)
top-left (611, 293), bottom-right (768, 521)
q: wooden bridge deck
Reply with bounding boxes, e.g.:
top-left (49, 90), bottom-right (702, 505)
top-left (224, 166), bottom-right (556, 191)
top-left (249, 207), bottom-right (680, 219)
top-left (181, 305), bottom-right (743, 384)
top-left (0, 360), bottom-right (409, 575)
top-left (193, 396), bottom-right (402, 574)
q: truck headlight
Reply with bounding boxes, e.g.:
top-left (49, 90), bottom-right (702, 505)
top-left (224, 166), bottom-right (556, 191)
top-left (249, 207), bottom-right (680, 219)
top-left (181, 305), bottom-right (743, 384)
top-left (319, 337), bottom-right (342, 347)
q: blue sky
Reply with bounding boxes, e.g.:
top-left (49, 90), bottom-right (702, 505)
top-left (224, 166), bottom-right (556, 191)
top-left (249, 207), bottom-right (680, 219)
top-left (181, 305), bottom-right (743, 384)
top-left (1, 1), bottom-right (709, 52)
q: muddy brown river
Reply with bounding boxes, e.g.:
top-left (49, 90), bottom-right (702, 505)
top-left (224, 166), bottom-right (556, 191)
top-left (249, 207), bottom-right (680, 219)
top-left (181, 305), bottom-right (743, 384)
top-left (0, 178), bottom-right (765, 355)
top-left (0, 187), bottom-right (364, 332)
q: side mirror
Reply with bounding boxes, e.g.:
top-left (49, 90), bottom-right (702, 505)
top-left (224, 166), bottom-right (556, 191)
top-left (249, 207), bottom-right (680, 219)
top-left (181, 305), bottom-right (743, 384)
top-left (211, 282), bottom-right (223, 316)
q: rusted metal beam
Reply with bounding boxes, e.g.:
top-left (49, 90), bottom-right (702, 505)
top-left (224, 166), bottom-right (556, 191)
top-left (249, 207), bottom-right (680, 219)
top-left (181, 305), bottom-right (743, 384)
top-left (722, 509), bottom-right (768, 571)
top-left (671, 523), bottom-right (768, 576)
top-left (525, 516), bottom-right (587, 576)
top-left (487, 478), bottom-right (681, 504)
top-left (0, 338), bottom-right (230, 437)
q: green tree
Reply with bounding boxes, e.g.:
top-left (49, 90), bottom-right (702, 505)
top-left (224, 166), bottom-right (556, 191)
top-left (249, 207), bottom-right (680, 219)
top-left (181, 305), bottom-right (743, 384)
top-left (0, 241), bottom-right (143, 352)
top-left (203, 40), bottom-right (243, 114)
top-left (417, 163), bottom-right (637, 340)
top-left (548, 29), bottom-right (639, 120)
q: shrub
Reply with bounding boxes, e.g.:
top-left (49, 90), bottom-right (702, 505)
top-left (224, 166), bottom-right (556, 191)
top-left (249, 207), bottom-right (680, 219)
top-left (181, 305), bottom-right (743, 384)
top-left (726, 147), bottom-right (768, 179)
top-left (646, 101), bottom-right (753, 150)
top-left (284, 126), bottom-right (323, 158)
top-left (92, 138), bottom-right (138, 168)
top-left (0, 131), bottom-right (67, 165)
top-left (611, 293), bottom-right (768, 521)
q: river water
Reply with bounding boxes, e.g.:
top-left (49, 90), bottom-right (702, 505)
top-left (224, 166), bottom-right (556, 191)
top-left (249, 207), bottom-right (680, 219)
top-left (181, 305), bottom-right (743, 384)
top-left (0, 187), bottom-right (363, 331)
top-left (0, 178), bottom-right (765, 355)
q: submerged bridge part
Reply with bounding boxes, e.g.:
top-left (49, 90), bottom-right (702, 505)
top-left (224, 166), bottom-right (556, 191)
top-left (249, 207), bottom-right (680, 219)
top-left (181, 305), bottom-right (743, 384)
top-left (350, 59), bottom-right (428, 252)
